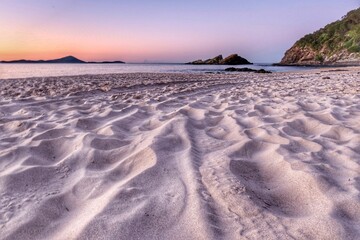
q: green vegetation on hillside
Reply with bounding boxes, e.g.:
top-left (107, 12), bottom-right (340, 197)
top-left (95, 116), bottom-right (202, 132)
top-left (297, 8), bottom-right (360, 53)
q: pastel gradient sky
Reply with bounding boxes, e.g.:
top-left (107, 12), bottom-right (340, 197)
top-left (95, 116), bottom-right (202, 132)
top-left (0, 0), bottom-right (359, 63)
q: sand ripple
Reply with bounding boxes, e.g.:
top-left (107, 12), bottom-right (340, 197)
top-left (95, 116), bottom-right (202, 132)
top-left (0, 69), bottom-right (360, 239)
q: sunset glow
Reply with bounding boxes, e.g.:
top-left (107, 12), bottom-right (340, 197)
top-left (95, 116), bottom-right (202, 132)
top-left (1, 0), bottom-right (358, 63)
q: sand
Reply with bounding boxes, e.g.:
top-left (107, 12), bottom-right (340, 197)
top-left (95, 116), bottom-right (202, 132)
top-left (0, 68), bottom-right (360, 239)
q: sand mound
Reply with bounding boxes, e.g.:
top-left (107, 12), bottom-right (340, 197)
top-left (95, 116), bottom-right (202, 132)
top-left (0, 69), bottom-right (360, 239)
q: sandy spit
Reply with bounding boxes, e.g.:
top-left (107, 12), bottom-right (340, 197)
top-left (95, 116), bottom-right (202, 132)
top-left (0, 68), bottom-right (360, 239)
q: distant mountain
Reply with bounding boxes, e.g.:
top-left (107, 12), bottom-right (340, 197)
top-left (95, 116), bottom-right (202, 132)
top-left (187, 54), bottom-right (252, 65)
top-left (279, 8), bottom-right (360, 66)
top-left (47, 56), bottom-right (86, 63)
top-left (1, 56), bottom-right (125, 64)
top-left (1, 56), bottom-right (85, 64)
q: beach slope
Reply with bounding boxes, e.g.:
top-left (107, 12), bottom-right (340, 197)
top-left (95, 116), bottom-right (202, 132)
top-left (0, 69), bottom-right (359, 239)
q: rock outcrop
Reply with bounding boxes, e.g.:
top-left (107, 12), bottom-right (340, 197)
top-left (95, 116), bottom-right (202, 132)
top-left (220, 54), bottom-right (251, 65)
top-left (279, 8), bottom-right (360, 66)
top-left (225, 67), bottom-right (271, 73)
top-left (187, 54), bottom-right (251, 65)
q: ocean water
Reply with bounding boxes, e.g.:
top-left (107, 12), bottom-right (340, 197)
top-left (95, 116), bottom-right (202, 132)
top-left (0, 63), bottom-right (312, 79)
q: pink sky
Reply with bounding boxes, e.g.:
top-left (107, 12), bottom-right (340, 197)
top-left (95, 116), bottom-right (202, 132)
top-left (0, 1), bottom-right (358, 63)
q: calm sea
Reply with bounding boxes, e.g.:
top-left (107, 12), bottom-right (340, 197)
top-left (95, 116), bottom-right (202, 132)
top-left (0, 63), bottom-right (312, 79)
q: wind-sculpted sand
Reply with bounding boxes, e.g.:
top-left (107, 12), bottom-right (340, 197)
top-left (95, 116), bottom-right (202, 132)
top-left (0, 69), bottom-right (360, 239)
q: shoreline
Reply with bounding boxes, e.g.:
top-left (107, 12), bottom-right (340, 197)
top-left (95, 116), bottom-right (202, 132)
top-left (0, 63), bottom-right (332, 80)
top-left (1, 68), bottom-right (356, 100)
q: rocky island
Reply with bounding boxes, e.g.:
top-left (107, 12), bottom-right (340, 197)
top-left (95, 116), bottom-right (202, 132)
top-left (279, 8), bottom-right (360, 66)
top-left (187, 54), bottom-right (252, 65)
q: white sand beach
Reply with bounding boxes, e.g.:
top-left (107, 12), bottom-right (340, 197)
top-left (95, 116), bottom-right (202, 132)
top-left (0, 68), bottom-right (360, 239)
